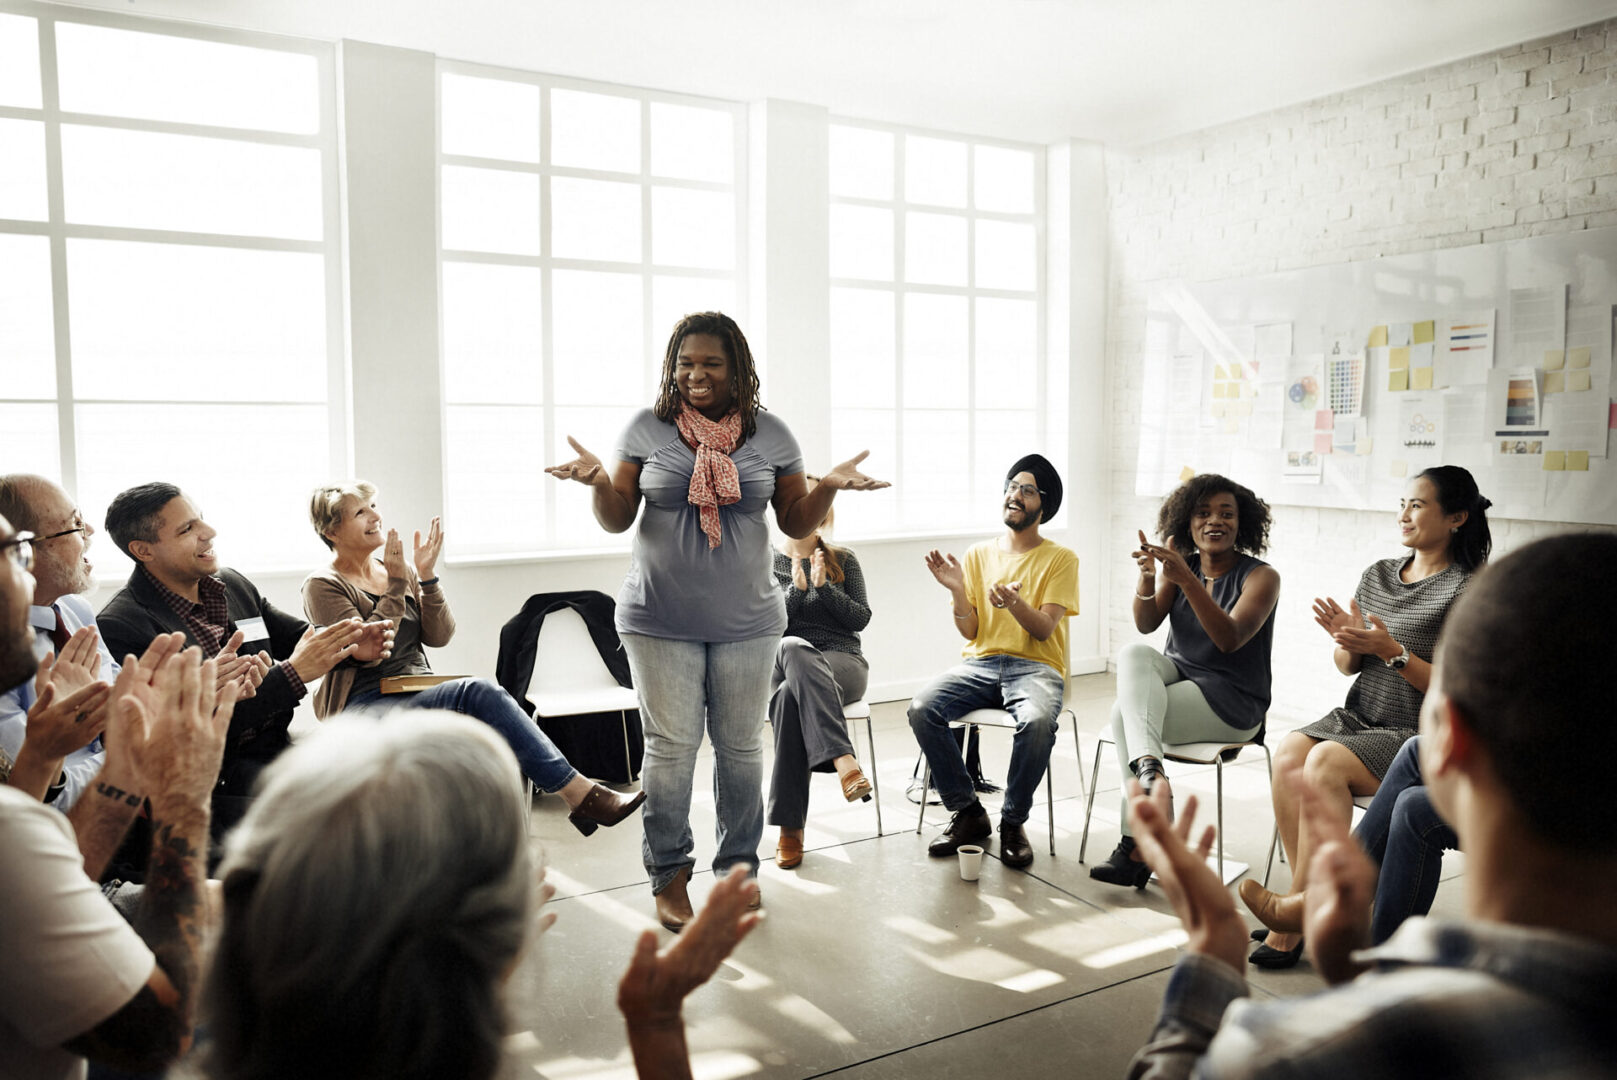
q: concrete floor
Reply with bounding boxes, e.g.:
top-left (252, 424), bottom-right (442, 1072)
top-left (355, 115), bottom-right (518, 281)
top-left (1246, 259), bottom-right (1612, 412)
top-left (501, 672), bottom-right (1466, 1079)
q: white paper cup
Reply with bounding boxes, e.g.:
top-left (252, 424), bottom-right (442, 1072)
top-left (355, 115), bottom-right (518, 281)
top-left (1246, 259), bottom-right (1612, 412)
top-left (957, 844), bottom-right (985, 881)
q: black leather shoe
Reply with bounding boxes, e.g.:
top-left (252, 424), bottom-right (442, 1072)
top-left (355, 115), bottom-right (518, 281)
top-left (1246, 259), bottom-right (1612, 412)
top-left (927, 802), bottom-right (992, 857)
top-left (1248, 936), bottom-right (1305, 969)
top-left (999, 821), bottom-right (1033, 868)
top-left (1088, 836), bottom-right (1152, 889)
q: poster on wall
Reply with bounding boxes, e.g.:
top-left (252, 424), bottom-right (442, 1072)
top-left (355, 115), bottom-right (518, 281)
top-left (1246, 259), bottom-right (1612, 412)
top-left (1437, 310), bottom-right (1495, 387)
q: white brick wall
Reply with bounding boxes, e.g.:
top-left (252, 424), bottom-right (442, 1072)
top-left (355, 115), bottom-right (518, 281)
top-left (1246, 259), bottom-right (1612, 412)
top-left (1102, 19), bottom-right (1617, 725)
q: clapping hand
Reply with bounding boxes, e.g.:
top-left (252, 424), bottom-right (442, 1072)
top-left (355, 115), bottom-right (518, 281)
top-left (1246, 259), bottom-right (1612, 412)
top-left (1312, 596), bottom-right (1359, 638)
top-left (352, 620), bottom-right (396, 663)
top-left (1126, 781), bottom-right (1249, 976)
top-left (1329, 599), bottom-right (1395, 657)
top-left (791, 556), bottom-right (809, 592)
top-left (414, 517), bottom-right (443, 580)
top-left (988, 581), bottom-right (1022, 609)
top-left (617, 865), bottom-right (761, 1029)
top-left (545, 436), bottom-right (608, 487)
top-left (1135, 530), bottom-right (1196, 589)
top-left (810, 549), bottom-right (827, 588)
top-left (382, 528), bottom-right (409, 581)
top-left (924, 549), bottom-right (965, 593)
top-left (23, 650), bottom-right (111, 762)
top-left (817, 450), bottom-right (890, 492)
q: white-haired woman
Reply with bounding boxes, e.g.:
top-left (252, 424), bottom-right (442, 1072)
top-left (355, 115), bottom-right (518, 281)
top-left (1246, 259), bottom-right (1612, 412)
top-left (202, 711), bottom-right (761, 1080)
top-left (302, 481), bottom-right (642, 836)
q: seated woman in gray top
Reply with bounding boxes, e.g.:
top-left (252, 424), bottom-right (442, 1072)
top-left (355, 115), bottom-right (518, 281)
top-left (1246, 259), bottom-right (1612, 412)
top-left (545, 311), bottom-right (886, 933)
top-left (1090, 473), bottom-right (1280, 890)
top-left (768, 481), bottom-right (874, 870)
top-left (1241, 465), bottom-right (1489, 968)
top-left (302, 481), bottom-right (643, 837)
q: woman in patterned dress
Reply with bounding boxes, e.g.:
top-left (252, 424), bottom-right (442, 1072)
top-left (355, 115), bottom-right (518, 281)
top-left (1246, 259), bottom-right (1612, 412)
top-left (768, 484), bottom-right (874, 870)
top-left (1242, 465), bottom-right (1491, 967)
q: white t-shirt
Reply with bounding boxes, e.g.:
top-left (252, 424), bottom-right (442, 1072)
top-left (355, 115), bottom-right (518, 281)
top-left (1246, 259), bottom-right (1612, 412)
top-left (0, 785), bottom-right (156, 1080)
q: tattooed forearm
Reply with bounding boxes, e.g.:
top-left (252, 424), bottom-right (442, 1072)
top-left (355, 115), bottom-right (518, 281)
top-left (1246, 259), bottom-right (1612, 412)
top-left (133, 803), bottom-right (211, 1030)
top-left (65, 776), bottom-right (145, 880)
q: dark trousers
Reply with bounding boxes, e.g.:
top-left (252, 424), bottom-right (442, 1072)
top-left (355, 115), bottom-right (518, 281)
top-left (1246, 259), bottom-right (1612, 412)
top-left (766, 638), bottom-right (868, 830)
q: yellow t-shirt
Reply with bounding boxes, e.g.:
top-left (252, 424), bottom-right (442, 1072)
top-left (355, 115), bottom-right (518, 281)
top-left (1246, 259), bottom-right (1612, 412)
top-left (961, 538), bottom-right (1079, 675)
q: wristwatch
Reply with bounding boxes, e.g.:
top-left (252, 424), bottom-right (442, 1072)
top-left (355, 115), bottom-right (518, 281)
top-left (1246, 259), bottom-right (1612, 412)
top-left (1385, 644), bottom-right (1410, 670)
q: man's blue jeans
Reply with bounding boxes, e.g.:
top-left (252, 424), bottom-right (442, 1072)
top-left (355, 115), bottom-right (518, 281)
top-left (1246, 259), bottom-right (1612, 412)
top-left (347, 677), bottom-right (579, 793)
top-left (620, 633), bottom-right (781, 894)
top-left (1355, 736), bottom-right (1458, 944)
top-left (908, 656), bottom-right (1063, 826)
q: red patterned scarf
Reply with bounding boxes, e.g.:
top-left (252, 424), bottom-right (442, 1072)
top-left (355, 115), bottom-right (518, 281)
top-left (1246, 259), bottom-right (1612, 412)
top-left (674, 406), bottom-right (743, 548)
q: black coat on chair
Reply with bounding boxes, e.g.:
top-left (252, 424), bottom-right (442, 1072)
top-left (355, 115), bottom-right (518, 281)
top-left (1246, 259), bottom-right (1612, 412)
top-left (496, 590), bottom-right (643, 783)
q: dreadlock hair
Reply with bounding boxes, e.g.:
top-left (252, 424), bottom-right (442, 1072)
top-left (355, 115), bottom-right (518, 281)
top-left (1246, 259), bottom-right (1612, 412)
top-left (652, 312), bottom-right (765, 441)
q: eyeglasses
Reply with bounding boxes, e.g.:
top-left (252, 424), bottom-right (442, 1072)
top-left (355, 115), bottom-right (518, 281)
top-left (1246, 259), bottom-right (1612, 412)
top-left (34, 521), bottom-right (89, 544)
top-left (1, 533), bottom-right (35, 573)
top-left (1004, 481), bottom-right (1044, 499)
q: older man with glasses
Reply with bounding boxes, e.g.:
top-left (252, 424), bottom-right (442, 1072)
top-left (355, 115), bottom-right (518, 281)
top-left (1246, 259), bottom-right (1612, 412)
top-left (909, 454), bottom-right (1078, 870)
top-left (0, 474), bottom-right (124, 811)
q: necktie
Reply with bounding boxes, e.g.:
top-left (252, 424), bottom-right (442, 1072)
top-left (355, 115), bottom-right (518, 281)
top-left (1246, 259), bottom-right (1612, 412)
top-left (50, 605), bottom-right (70, 654)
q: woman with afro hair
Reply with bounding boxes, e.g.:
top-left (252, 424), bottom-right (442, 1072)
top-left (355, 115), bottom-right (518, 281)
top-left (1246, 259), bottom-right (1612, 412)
top-left (1090, 473), bottom-right (1279, 889)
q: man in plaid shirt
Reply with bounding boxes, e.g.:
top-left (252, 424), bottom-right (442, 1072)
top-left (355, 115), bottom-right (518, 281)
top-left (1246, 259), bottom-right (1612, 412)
top-left (1126, 532), bottom-right (1617, 1080)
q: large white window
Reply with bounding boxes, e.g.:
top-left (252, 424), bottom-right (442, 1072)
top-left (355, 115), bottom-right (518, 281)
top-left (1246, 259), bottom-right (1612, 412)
top-left (438, 64), bottom-right (746, 557)
top-left (0, 4), bottom-right (341, 571)
top-left (828, 121), bottom-right (1053, 537)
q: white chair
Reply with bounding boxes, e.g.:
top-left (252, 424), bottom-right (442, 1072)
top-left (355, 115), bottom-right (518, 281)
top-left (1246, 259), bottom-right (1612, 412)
top-left (1080, 728), bottom-right (1274, 885)
top-left (524, 607), bottom-right (640, 783)
top-left (914, 706), bottom-right (1083, 857)
top-left (842, 698), bottom-right (882, 836)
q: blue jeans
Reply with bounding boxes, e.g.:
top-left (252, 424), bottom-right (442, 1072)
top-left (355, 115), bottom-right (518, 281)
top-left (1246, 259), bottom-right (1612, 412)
top-left (620, 633), bottom-right (781, 894)
top-left (1354, 737), bottom-right (1458, 944)
top-left (907, 656), bottom-right (1063, 826)
top-left (347, 677), bottom-right (578, 793)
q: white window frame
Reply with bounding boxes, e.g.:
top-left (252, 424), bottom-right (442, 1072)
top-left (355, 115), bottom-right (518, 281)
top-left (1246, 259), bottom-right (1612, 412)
top-left (828, 117), bottom-right (1048, 540)
top-left (436, 60), bottom-right (748, 559)
top-left (0, 0), bottom-right (344, 570)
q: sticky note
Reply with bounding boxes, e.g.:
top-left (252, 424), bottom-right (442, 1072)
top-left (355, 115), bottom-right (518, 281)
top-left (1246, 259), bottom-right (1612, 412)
top-left (1389, 370), bottom-right (1410, 391)
top-left (1413, 321), bottom-right (1435, 344)
top-left (1390, 460), bottom-right (1409, 478)
top-left (1222, 417), bottom-right (1240, 434)
top-left (1368, 325), bottom-right (1389, 347)
top-left (1389, 347), bottom-right (1410, 370)
top-left (1211, 400), bottom-right (1227, 416)
top-left (1234, 401), bottom-right (1253, 416)
top-left (1179, 466), bottom-right (1196, 483)
top-left (1567, 369), bottom-right (1592, 392)
top-left (1214, 364), bottom-right (1228, 380)
top-left (1544, 450), bottom-right (1566, 471)
top-left (1316, 409), bottom-right (1334, 428)
top-left (1545, 371), bottom-right (1565, 393)
top-left (1314, 433), bottom-right (1334, 454)
top-left (1544, 349), bottom-right (1566, 371)
top-left (1357, 438), bottom-right (1374, 456)
top-left (1412, 367), bottom-right (1434, 389)
top-left (1568, 451), bottom-right (1589, 471)
top-left (1569, 346), bottom-right (1591, 369)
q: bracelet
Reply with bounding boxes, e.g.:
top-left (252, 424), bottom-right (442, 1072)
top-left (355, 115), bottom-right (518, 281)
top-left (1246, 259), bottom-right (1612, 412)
top-left (420, 576), bottom-right (440, 586)
top-left (1135, 590), bottom-right (1154, 600)
top-left (951, 610), bottom-right (973, 620)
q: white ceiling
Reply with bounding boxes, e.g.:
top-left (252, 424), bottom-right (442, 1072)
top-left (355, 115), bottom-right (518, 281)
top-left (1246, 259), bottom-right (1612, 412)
top-left (54, 0), bottom-right (1617, 145)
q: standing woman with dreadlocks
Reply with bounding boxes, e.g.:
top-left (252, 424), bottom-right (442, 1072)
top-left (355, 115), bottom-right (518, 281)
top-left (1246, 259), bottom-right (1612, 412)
top-left (546, 312), bottom-right (887, 933)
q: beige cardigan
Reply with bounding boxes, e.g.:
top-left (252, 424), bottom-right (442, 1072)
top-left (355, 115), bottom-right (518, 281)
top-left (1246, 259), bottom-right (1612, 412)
top-left (301, 565), bottom-right (456, 719)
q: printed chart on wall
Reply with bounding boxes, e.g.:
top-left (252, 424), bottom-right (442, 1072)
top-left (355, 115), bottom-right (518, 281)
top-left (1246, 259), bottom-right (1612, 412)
top-left (1135, 226), bottom-right (1617, 526)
